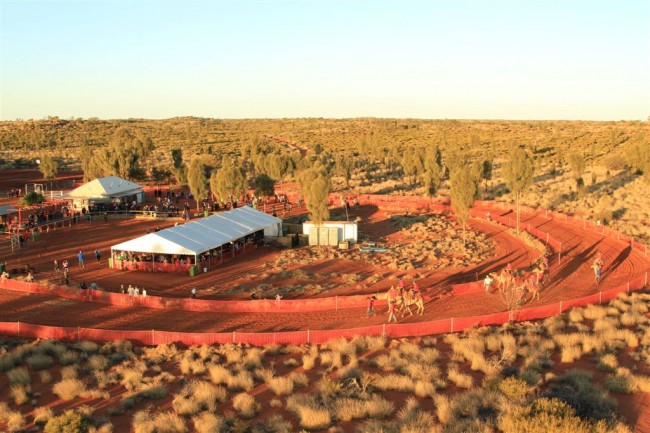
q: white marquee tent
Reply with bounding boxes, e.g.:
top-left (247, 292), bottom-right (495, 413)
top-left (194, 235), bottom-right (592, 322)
top-left (66, 176), bottom-right (144, 210)
top-left (111, 206), bottom-right (282, 264)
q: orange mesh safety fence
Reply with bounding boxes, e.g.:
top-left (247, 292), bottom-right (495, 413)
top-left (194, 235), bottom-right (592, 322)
top-left (387, 319), bottom-right (452, 338)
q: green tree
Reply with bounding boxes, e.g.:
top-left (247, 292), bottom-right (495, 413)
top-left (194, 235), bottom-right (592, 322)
top-left (39, 154), bottom-right (58, 180)
top-left (187, 158), bottom-right (208, 211)
top-left (20, 192), bottom-right (46, 206)
top-left (481, 158), bottom-right (493, 196)
top-left (567, 151), bottom-right (586, 197)
top-left (422, 146), bottom-right (443, 196)
top-left (254, 173), bottom-right (275, 197)
top-left (298, 163), bottom-right (331, 228)
top-left (171, 148), bottom-right (187, 185)
top-left (450, 167), bottom-right (478, 242)
top-left (503, 146), bottom-right (534, 233)
top-left (210, 156), bottom-right (247, 203)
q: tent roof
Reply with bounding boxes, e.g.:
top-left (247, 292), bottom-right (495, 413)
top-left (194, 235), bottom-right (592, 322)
top-left (0, 205), bottom-right (17, 216)
top-left (66, 176), bottom-right (143, 199)
top-left (111, 206), bottom-right (282, 256)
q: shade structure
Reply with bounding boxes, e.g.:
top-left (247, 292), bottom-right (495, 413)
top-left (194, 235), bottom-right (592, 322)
top-left (111, 206), bottom-right (282, 256)
top-left (66, 176), bottom-right (143, 201)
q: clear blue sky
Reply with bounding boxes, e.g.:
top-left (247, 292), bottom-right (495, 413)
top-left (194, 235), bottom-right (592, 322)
top-left (1, 0), bottom-right (649, 120)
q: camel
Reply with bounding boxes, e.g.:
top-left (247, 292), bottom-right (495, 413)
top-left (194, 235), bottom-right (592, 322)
top-left (394, 291), bottom-right (425, 316)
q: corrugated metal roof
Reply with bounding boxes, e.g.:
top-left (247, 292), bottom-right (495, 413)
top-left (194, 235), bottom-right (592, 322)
top-left (111, 206), bottom-right (282, 255)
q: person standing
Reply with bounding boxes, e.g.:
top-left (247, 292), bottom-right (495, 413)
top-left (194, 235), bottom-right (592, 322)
top-left (484, 274), bottom-right (493, 293)
top-left (77, 251), bottom-right (85, 269)
top-left (387, 300), bottom-right (398, 323)
top-left (95, 249), bottom-right (101, 263)
top-left (142, 288), bottom-right (147, 297)
top-left (367, 295), bottom-right (376, 317)
top-left (64, 267), bottom-right (70, 285)
top-left (53, 259), bottom-right (60, 275)
top-left (191, 287), bottom-right (197, 299)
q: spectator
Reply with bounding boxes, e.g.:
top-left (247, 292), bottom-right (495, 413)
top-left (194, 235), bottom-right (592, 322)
top-left (95, 249), bottom-right (101, 263)
top-left (367, 295), bottom-right (376, 317)
top-left (142, 288), bottom-right (147, 297)
top-left (484, 274), bottom-right (493, 293)
top-left (191, 287), bottom-right (197, 299)
top-left (77, 251), bottom-right (85, 269)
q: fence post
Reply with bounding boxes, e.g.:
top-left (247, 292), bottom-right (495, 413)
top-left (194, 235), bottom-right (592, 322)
top-left (232, 332), bottom-right (236, 344)
top-left (450, 317), bottom-right (454, 333)
top-left (152, 329), bottom-right (155, 346)
top-left (78, 326), bottom-right (80, 342)
top-left (17, 321), bottom-right (20, 337)
top-left (645, 271), bottom-right (648, 287)
top-left (382, 323), bottom-right (386, 337)
top-left (558, 252), bottom-right (561, 265)
top-left (627, 282), bottom-right (630, 294)
top-left (559, 301), bottom-right (563, 313)
top-left (335, 296), bottom-right (338, 311)
top-left (599, 292), bottom-right (602, 305)
top-left (546, 233), bottom-right (549, 244)
top-left (307, 329), bottom-right (310, 344)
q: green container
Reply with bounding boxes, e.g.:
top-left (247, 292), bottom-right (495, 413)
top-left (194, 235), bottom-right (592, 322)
top-left (0, 263), bottom-right (5, 273)
top-left (33, 232), bottom-right (41, 241)
top-left (108, 258), bottom-right (113, 269)
top-left (189, 265), bottom-right (198, 277)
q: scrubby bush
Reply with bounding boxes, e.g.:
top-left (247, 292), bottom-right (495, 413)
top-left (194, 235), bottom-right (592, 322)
top-left (44, 410), bottom-right (89, 433)
top-left (269, 376), bottom-right (294, 396)
top-left (232, 392), bottom-right (259, 418)
top-left (26, 353), bottom-right (54, 371)
top-left (33, 406), bottom-right (54, 426)
top-left (192, 412), bottom-right (225, 433)
top-left (53, 378), bottom-right (87, 400)
top-left (132, 410), bottom-right (187, 433)
top-left (10, 385), bottom-right (31, 405)
top-left (7, 366), bottom-right (30, 386)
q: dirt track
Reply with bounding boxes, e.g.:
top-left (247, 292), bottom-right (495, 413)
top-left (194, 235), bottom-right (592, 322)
top-left (1, 202), bottom-right (648, 333)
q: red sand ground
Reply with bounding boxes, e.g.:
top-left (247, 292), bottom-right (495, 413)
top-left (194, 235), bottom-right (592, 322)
top-left (1, 170), bottom-right (650, 431)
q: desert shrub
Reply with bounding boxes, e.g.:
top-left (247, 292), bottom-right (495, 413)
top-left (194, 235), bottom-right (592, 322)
top-left (133, 384), bottom-right (168, 401)
top-left (302, 346), bottom-right (319, 370)
top-left (286, 394), bottom-right (331, 430)
top-left (192, 412), bottom-right (225, 433)
top-left (222, 345), bottom-right (243, 364)
top-left (179, 357), bottom-right (207, 376)
top-left (33, 406), bottom-right (54, 426)
top-left (251, 415), bottom-right (292, 433)
top-left (289, 371), bottom-right (309, 387)
top-left (7, 366), bottom-right (30, 386)
top-left (583, 305), bottom-right (608, 321)
top-left (40, 370), bottom-right (53, 383)
top-left (243, 347), bottom-right (264, 370)
top-left (228, 370), bottom-right (254, 391)
top-left (0, 402), bottom-right (24, 432)
top-left (53, 378), bottom-right (87, 400)
top-left (395, 397), bottom-right (439, 432)
top-left (560, 344), bottom-right (583, 363)
top-left (597, 353), bottom-right (619, 372)
top-left (372, 374), bottom-right (415, 392)
top-left (542, 369), bottom-right (617, 421)
top-left (26, 353), bottom-right (54, 371)
top-left (61, 365), bottom-right (79, 380)
top-left (75, 341), bottom-right (99, 355)
top-left (10, 385), bottom-right (31, 405)
top-left (567, 308), bottom-right (584, 323)
top-left (320, 351), bottom-right (343, 370)
top-left (119, 367), bottom-right (144, 391)
top-left (283, 357), bottom-right (299, 367)
top-left (0, 352), bottom-right (21, 372)
top-left (318, 376), bottom-right (343, 398)
top-left (605, 368), bottom-right (650, 394)
top-left (87, 355), bottom-right (109, 371)
top-left (269, 376), bottom-right (294, 396)
top-left (414, 380), bottom-right (436, 398)
top-left (44, 410), bottom-right (89, 433)
top-left (434, 394), bottom-right (452, 424)
top-left (58, 350), bottom-right (80, 366)
top-left (499, 397), bottom-right (599, 433)
top-left (172, 396), bottom-right (201, 417)
top-left (208, 364), bottom-right (230, 385)
top-left (232, 392), bottom-right (259, 418)
top-left (447, 365), bottom-right (473, 389)
top-left (132, 410), bottom-right (187, 433)
top-left (498, 376), bottom-right (533, 401)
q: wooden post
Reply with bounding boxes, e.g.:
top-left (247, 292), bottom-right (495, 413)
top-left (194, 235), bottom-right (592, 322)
top-left (78, 326), bottom-right (80, 342)
top-left (559, 300), bottom-right (563, 313)
top-left (232, 332), bottom-right (236, 344)
top-left (546, 233), bottom-right (549, 244)
top-left (450, 317), bottom-right (454, 333)
top-left (151, 329), bottom-right (155, 346)
top-left (307, 329), bottom-right (310, 344)
top-left (382, 323), bottom-right (386, 337)
top-left (645, 271), bottom-right (648, 287)
top-left (627, 282), bottom-right (630, 294)
top-left (17, 321), bottom-right (20, 337)
top-left (558, 252), bottom-right (561, 265)
top-left (335, 296), bottom-right (338, 311)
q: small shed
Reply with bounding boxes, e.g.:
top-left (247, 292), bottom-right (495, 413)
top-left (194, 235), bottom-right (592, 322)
top-left (303, 221), bottom-right (358, 246)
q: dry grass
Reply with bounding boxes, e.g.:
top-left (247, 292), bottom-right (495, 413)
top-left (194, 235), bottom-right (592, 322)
top-left (26, 353), bottom-right (54, 371)
top-left (0, 402), bottom-right (24, 432)
top-left (132, 410), bottom-right (187, 433)
top-left (6, 367), bottom-right (30, 386)
top-left (232, 392), bottom-right (259, 418)
top-left (33, 406), bottom-right (53, 426)
top-left (447, 365), bottom-right (473, 389)
top-left (192, 412), bottom-right (225, 433)
top-left (286, 394), bottom-right (332, 430)
top-left (53, 378), bottom-right (87, 400)
top-left (269, 376), bottom-right (295, 396)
